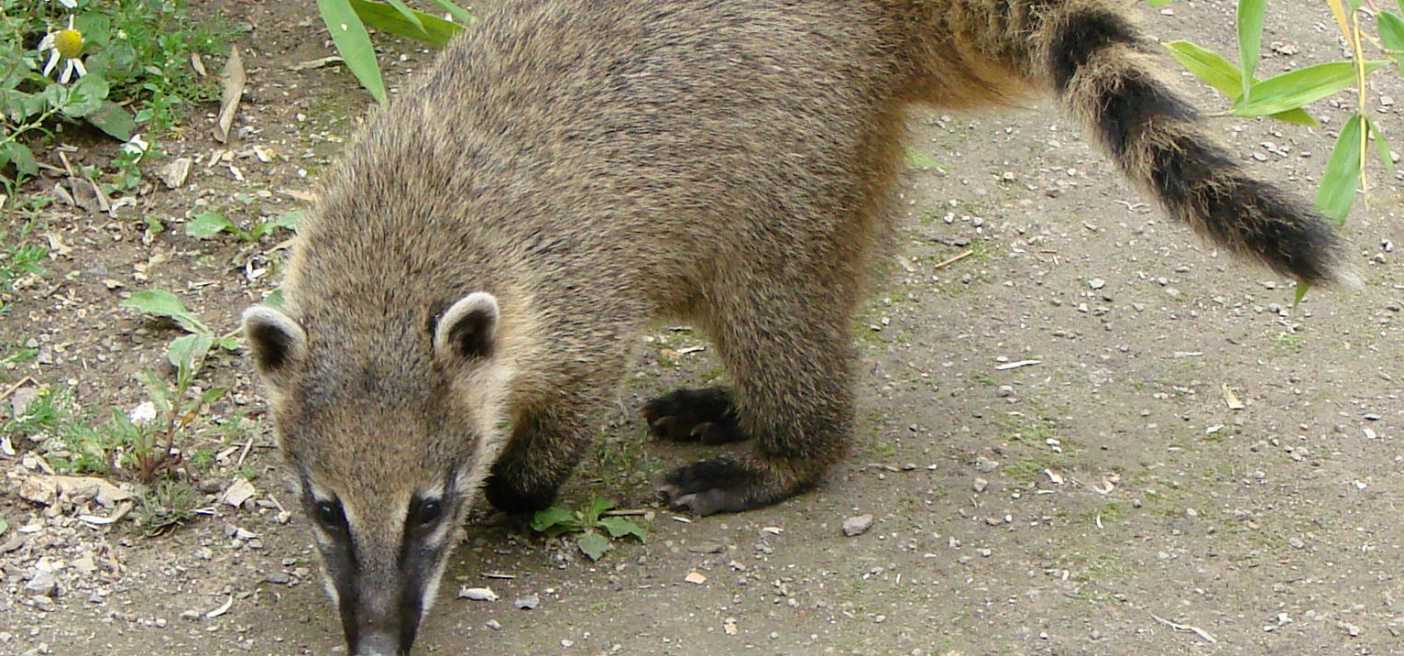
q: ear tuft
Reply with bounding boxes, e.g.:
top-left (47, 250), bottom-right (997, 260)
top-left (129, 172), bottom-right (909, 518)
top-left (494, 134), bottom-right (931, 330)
top-left (241, 306), bottom-right (307, 376)
top-left (434, 292), bottom-right (499, 361)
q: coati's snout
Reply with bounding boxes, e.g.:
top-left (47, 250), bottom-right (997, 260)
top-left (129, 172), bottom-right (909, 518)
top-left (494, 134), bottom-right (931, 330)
top-left (241, 293), bottom-right (512, 654)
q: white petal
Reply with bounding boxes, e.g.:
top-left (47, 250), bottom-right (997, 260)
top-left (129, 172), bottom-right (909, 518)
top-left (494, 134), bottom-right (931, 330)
top-left (43, 51), bottom-right (59, 77)
top-left (71, 58), bottom-right (85, 77)
top-left (60, 60), bottom-right (73, 84)
top-left (59, 0), bottom-right (78, 8)
top-left (38, 34), bottom-right (55, 51)
top-left (67, 15), bottom-right (75, 29)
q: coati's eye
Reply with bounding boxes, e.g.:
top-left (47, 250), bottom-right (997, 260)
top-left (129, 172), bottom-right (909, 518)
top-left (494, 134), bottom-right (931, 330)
top-left (315, 500), bottom-right (346, 529)
top-left (414, 500), bottom-right (443, 527)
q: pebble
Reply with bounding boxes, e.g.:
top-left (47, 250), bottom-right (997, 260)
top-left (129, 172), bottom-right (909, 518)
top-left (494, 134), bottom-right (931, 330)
top-left (996, 385), bottom-right (1015, 398)
top-left (264, 571), bottom-right (291, 585)
top-left (25, 571), bottom-right (58, 597)
top-left (1289, 536), bottom-right (1306, 549)
top-left (973, 478), bottom-right (989, 493)
top-left (1088, 278), bottom-right (1105, 290)
top-left (514, 594), bottom-right (540, 610)
top-left (485, 619), bottom-right (502, 631)
top-left (458, 587), bottom-right (498, 602)
top-left (842, 514), bottom-right (874, 537)
top-left (974, 457), bottom-right (999, 473)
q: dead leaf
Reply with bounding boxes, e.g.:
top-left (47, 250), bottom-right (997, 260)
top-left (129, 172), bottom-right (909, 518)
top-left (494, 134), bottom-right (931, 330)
top-left (289, 55), bottom-right (344, 71)
top-left (205, 595), bottom-right (235, 619)
top-left (160, 157), bottom-right (193, 189)
top-left (1222, 384), bottom-right (1245, 411)
top-left (190, 52), bottom-right (207, 77)
top-left (79, 501), bottom-right (133, 525)
top-left (221, 478), bottom-right (257, 507)
top-left (213, 46), bottom-right (246, 143)
top-left (1043, 468), bottom-right (1064, 485)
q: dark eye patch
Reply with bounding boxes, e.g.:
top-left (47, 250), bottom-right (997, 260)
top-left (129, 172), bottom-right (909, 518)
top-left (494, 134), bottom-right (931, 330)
top-left (410, 498), bottom-right (444, 528)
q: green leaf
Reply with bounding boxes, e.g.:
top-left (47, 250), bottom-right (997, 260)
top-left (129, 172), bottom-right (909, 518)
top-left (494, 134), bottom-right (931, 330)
top-left (1161, 41), bottom-right (1317, 127)
top-left (349, 0), bottom-right (464, 48)
top-left (61, 74), bottom-right (109, 118)
top-left (3, 142), bottom-right (38, 178)
top-left (0, 516), bottom-right (9, 536)
top-left (906, 148), bottom-right (939, 170)
top-left (264, 288), bottom-right (286, 309)
top-left (120, 289), bottom-right (210, 334)
top-left (1293, 281), bottom-right (1311, 307)
top-left (318, 0), bottom-right (388, 103)
top-left (1316, 113), bottom-right (1364, 224)
top-left (1368, 119), bottom-right (1396, 174)
top-left (273, 210), bottom-right (305, 231)
top-left (577, 531), bottom-right (611, 561)
top-left (200, 387), bottom-right (228, 406)
top-left (530, 506), bottom-right (578, 533)
top-left (583, 497), bottom-right (615, 526)
top-left (217, 336), bottom-right (241, 352)
top-left (186, 211), bottom-right (236, 239)
top-left (1237, 0), bottom-right (1267, 101)
top-left (599, 516), bottom-right (647, 542)
top-left (1380, 12), bottom-right (1404, 71)
top-left (168, 333), bottom-right (213, 370)
top-left (138, 370), bottom-right (173, 414)
top-left (381, 0), bottom-right (426, 34)
top-left (425, 0), bottom-right (475, 25)
top-left (1234, 61), bottom-right (1387, 117)
top-left (84, 100), bottom-right (135, 140)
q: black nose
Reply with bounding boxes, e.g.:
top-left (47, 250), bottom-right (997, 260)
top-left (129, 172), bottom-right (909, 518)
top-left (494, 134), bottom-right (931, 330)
top-left (353, 632), bottom-right (404, 656)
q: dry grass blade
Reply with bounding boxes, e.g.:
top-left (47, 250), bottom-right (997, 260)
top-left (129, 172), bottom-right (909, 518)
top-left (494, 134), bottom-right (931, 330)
top-left (1151, 614), bottom-right (1218, 643)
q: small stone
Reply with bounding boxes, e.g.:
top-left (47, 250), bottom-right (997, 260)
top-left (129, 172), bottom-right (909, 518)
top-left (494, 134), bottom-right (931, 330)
top-left (513, 594), bottom-right (540, 610)
top-left (974, 457), bottom-right (999, 473)
top-left (1088, 278), bottom-right (1105, 290)
top-left (842, 514), bottom-right (874, 537)
top-left (264, 571), bottom-right (291, 586)
top-left (25, 571), bottom-right (58, 597)
top-left (972, 478), bottom-right (989, 493)
top-left (485, 619), bottom-right (502, 631)
top-left (686, 542), bottom-right (725, 554)
top-left (684, 571), bottom-right (707, 585)
top-left (1288, 536), bottom-right (1306, 549)
top-left (458, 587), bottom-right (498, 602)
top-left (996, 385), bottom-right (1015, 398)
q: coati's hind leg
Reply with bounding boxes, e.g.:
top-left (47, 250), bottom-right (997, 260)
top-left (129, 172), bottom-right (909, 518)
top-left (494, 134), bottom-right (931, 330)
top-left (642, 387), bottom-right (748, 445)
top-left (658, 283), bottom-right (856, 516)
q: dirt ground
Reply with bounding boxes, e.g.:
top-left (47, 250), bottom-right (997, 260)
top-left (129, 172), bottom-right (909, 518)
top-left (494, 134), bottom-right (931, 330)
top-left (3, 1), bottom-right (1404, 655)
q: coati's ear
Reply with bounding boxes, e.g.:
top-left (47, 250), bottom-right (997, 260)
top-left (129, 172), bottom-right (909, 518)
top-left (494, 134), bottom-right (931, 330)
top-left (434, 292), bottom-right (499, 361)
top-left (241, 306), bottom-right (308, 380)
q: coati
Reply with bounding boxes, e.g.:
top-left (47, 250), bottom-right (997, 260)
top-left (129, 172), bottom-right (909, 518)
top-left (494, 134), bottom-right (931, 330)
top-left (241, 1), bottom-right (1353, 653)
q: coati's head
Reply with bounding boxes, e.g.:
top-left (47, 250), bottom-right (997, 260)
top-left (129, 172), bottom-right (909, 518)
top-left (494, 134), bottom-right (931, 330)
top-left (240, 292), bottom-right (510, 656)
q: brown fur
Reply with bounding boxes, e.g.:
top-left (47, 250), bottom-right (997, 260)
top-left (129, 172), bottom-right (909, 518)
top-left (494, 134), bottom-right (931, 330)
top-left (242, 1), bottom-right (1350, 653)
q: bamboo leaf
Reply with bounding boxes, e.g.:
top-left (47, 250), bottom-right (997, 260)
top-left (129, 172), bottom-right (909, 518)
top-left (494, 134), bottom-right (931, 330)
top-left (426, 0), bottom-right (475, 25)
top-left (1162, 41), bottom-right (1317, 126)
top-left (349, 0), bottom-right (463, 48)
top-left (1237, 0), bottom-right (1267, 101)
top-left (1379, 12), bottom-right (1404, 71)
top-left (1315, 114), bottom-right (1364, 223)
top-left (1234, 61), bottom-right (1386, 117)
top-left (317, 0), bottom-right (387, 103)
top-left (1324, 0), bottom-right (1352, 40)
top-left (381, 0), bottom-right (425, 34)
top-left (1367, 117), bottom-right (1396, 174)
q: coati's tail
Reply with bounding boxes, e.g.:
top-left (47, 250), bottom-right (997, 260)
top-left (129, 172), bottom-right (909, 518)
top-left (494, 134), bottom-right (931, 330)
top-left (938, 0), bottom-right (1356, 286)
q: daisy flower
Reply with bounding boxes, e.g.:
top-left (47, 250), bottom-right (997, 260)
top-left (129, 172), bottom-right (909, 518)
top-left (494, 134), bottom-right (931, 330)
top-left (38, 16), bottom-right (87, 85)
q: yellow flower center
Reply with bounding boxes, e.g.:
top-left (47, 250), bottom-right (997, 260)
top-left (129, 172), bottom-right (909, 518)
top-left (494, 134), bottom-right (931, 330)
top-left (54, 29), bottom-right (83, 59)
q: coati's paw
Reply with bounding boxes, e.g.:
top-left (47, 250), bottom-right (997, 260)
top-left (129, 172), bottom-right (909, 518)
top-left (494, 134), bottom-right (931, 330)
top-left (483, 474), bottom-right (557, 515)
top-left (656, 457), bottom-right (767, 516)
top-left (641, 387), bottom-right (748, 445)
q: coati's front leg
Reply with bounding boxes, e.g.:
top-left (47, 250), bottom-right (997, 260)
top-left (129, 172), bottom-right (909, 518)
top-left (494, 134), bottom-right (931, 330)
top-left (484, 406), bottom-right (596, 514)
top-left (657, 291), bottom-right (856, 516)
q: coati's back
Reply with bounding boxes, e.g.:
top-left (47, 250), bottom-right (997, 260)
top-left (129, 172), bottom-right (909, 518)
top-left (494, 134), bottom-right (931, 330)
top-left (245, 2), bottom-right (1350, 654)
